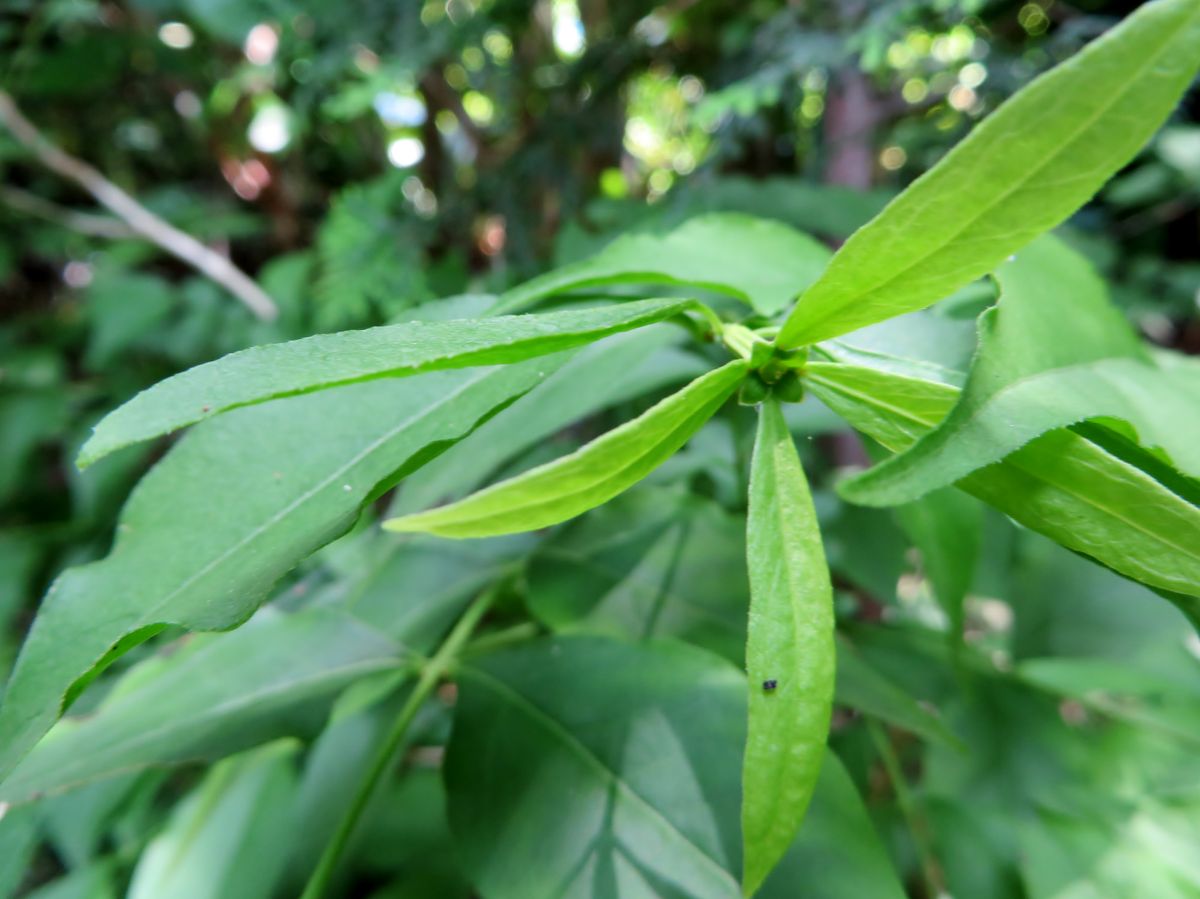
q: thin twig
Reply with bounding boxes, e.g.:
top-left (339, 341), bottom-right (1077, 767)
top-left (0, 90), bottom-right (278, 320)
top-left (0, 184), bottom-right (137, 239)
top-left (867, 718), bottom-right (946, 898)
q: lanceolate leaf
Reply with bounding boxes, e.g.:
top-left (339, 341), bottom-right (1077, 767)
top-left (495, 214), bottom-right (831, 316)
top-left (777, 0), bottom-right (1200, 348)
top-left (127, 743), bottom-right (298, 899)
top-left (383, 360), bottom-right (748, 539)
top-left (0, 360), bottom-right (562, 782)
top-left (742, 398), bottom-right (835, 897)
top-left (835, 642), bottom-right (962, 751)
top-left (841, 237), bottom-right (1200, 505)
top-left (80, 298), bottom-right (693, 466)
top-left (391, 325), bottom-right (707, 516)
top-left (526, 485), bottom-right (750, 661)
top-left (0, 608), bottom-right (404, 804)
top-left (806, 362), bottom-right (1200, 611)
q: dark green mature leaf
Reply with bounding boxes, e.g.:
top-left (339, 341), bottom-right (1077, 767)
top-left (445, 636), bottom-right (904, 899)
top-left (383, 361), bottom-right (748, 539)
top-left (23, 864), bottom-right (117, 899)
top-left (525, 485), bottom-right (958, 748)
top-left (81, 298), bottom-right (692, 466)
top-left (526, 486), bottom-right (749, 662)
top-left (496, 214), bottom-right (831, 315)
top-left (0, 803), bottom-right (40, 897)
top-left (0, 360), bottom-right (561, 783)
top-left (39, 772), bottom-right (152, 869)
top-left (842, 237), bottom-right (1200, 505)
top-left (742, 398), bottom-right (835, 896)
top-left (681, 178), bottom-right (893, 241)
top-left (806, 362), bottom-right (1200, 609)
top-left (835, 643), bottom-right (962, 750)
top-left (761, 756), bottom-right (906, 899)
top-left (127, 742), bottom-right (298, 899)
top-left (391, 325), bottom-right (707, 516)
top-left (0, 608), bottom-right (403, 804)
top-left (778, 0), bottom-right (1200, 347)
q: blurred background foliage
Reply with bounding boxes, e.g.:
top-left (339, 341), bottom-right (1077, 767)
top-left (0, 1), bottom-right (1198, 897)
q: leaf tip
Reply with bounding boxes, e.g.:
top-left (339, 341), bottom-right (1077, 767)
top-left (740, 862), bottom-right (768, 899)
top-left (75, 440), bottom-right (102, 470)
top-left (380, 514), bottom-right (430, 535)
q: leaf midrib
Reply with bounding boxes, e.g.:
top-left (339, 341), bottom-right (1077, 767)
top-left (405, 364), bottom-right (741, 534)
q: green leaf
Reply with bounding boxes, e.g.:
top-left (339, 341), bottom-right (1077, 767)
top-left (681, 177), bottom-right (893, 241)
top-left (390, 325), bottom-right (707, 516)
top-left (0, 360), bottom-right (560, 783)
top-left (496, 214), bottom-right (831, 315)
top-left (841, 237), bottom-right (1200, 505)
top-left (383, 360), bottom-right (748, 539)
top-left (524, 484), bottom-right (960, 749)
top-left (127, 742), bottom-right (298, 899)
top-left (742, 398), bottom-right (835, 896)
top-left (762, 755), bottom-right (906, 899)
top-left (444, 635), bottom-right (904, 899)
top-left (23, 864), bottom-right (117, 899)
top-left (526, 485), bottom-right (750, 661)
top-left (0, 803), bottom-right (40, 897)
top-left (40, 773), bottom-right (149, 869)
top-left (806, 362), bottom-right (1200, 608)
top-left (835, 641), bottom-right (962, 750)
top-left (80, 298), bottom-right (693, 466)
top-left (0, 607), bottom-right (403, 804)
top-left (777, 0), bottom-right (1200, 348)
top-left (1017, 657), bottom-right (1200, 748)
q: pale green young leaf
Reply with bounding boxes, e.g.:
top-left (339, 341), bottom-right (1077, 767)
top-left (0, 608), bottom-right (403, 805)
top-left (0, 360), bottom-right (561, 783)
top-left (778, 0), bottom-right (1200, 348)
top-left (127, 743), bottom-right (298, 899)
top-left (841, 237), bottom-right (1200, 505)
top-left (806, 362), bottom-right (1200, 608)
top-left (390, 325), bottom-right (707, 516)
top-left (742, 398), bottom-right (835, 897)
top-left (383, 360), bottom-right (748, 539)
top-left (80, 297), bottom-right (693, 466)
top-left (495, 213), bottom-right (831, 315)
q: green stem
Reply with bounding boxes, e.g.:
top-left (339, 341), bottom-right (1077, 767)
top-left (460, 621), bottom-right (540, 659)
top-left (866, 719), bottom-right (944, 899)
top-left (299, 586), bottom-right (497, 899)
top-left (686, 300), bottom-right (725, 339)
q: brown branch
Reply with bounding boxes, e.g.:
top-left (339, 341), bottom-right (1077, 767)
top-left (419, 71), bottom-right (485, 154)
top-left (0, 90), bottom-right (278, 320)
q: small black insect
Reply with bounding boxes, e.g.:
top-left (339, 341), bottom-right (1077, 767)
top-left (762, 679), bottom-right (778, 692)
